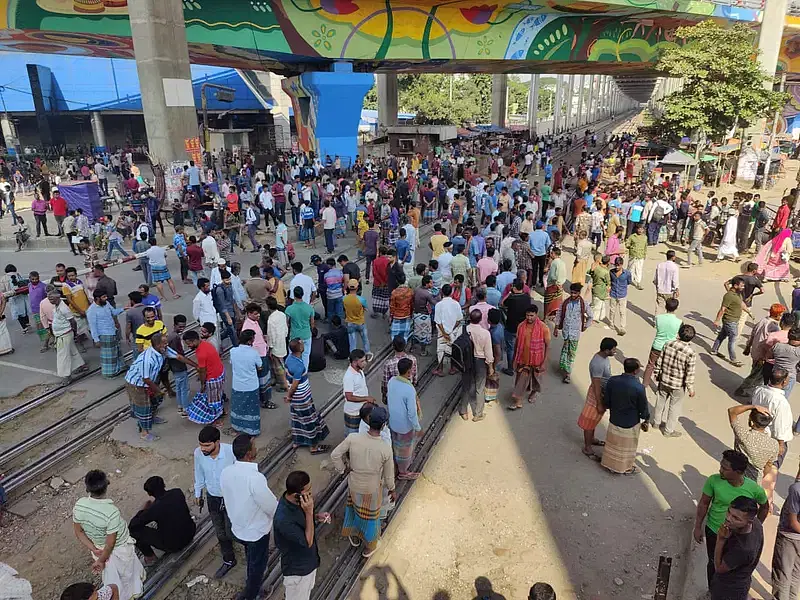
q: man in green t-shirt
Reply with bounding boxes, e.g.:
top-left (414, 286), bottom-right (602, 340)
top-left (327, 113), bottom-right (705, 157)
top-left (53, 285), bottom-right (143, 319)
top-left (285, 286), bottom-right (315, 369)
top-left (589, 254), bottom-right (610, 325)
top-left (712, 276), bottom-right (751, 367)
top-left (693, 449), bottom-right (768, 593)
top-left (643, 297), bottom-right (682, 389)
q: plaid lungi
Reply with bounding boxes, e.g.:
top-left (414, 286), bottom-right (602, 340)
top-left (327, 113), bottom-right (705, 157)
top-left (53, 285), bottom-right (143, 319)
top-left (206, 371), bottom-right (226, 405)
top-left (543, 284), bottom-right (564, 318)
top-left (270, 353), bottom-right (288, 386)
top-left (577, 382), bottom-right (605, 430)
top-left (126, 383), bottom-right (153, 432)
top-left (423, 206), bottom-right (436, 222)
top-left (412, 313), bottom-right (432, 345)
top-left (344, 412), bottom-right (361, 436)
top-left (390, 316), bottom-right (412, 342)
top-left (371, 286), bottom-right (390, 315)
top-left (601, 423), bottom-right (640, 474)
top-left (391, 429), bottom-right (416, 474)
top-left (342, 490), bottom-right (382, 548)
top-left (150, 264), bottom-right (171, 283)
top-left (485, 375), bottom-right (499, 403)
top-left (33, 313), bottom-right (49, 342)
top-left (388, 226), bottom-right (399, 245)
top-left (99, 334), bottom-right (124, 378)
top-left (187, 390), bottom-right (224, 425)
top-left (559, 339), bottom-right (579, 373)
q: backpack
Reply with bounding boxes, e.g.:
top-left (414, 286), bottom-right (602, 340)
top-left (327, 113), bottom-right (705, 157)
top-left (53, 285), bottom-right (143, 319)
top-left (450, 324), bottom-right (474, 374)
top-left (249, 207), bottom-right (261, 228)
top-left (211, 284), bottom-right (224, 314)
top-left (652, 204), bottom-right (665, 222)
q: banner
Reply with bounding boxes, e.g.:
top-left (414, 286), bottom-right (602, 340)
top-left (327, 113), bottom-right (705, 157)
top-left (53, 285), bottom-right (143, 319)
top-left (184, 137), bottom-right (202, 166)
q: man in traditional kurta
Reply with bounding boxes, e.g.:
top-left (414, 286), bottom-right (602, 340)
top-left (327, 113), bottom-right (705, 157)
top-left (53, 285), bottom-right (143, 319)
top-left (554, 282), bottom-right (593, 384)
top-left (510, 305), bottom-right (550, 409)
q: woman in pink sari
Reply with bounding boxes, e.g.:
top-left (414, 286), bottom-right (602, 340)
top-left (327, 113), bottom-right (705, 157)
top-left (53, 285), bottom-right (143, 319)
top-left (755, 227), bottom-right (793, 282)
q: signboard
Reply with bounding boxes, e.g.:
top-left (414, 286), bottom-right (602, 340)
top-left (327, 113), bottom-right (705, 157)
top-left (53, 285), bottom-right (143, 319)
top-left (165, 160), bottom-right (185, 204)
top-left (215, 89), bottom-right (235, 103)
top-left (184, 137), bottom-right (202, 166)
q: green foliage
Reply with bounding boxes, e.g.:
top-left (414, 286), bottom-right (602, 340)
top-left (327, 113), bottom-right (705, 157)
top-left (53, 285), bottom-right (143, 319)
top-left (655, 20), bottom-right (788, 142)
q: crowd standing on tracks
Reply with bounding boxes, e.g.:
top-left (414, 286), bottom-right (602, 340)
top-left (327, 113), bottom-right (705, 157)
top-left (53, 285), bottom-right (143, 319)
top-left (5, 124), bottom-right (800, 600)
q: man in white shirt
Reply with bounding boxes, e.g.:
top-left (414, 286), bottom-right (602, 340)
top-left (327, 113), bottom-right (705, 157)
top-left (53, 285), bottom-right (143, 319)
top-left (221, 434), bottom-right (278, 600)
top-left (94, 161), bottom-right (108, 196)
top-left (342, 349), bottom-right (375, 435)
top-left (192, 277), bottom-right (220, 347)
top-left (321, 199), bottom-right (337, 254)
top-left (289, 262), bottom-right (317, 303)
top-left (193, 425), bottom-right (237, 578)
top-left (751, 366), bottom-right (793, 506)
top-left (201, 232), bottom-right (220, 274)
top-left (244, 200), bottom-right (261, 252)
top-left (259, 186), bottom-right (274, 231)
top-left (437, 242), bottom-right (454, 282)
top-left (434, 284), bottom-right (463, 375)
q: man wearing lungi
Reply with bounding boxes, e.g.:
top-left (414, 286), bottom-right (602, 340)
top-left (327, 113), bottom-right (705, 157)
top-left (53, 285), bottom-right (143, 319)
top-left (433, 284), bottom-right (462, 376)
top-left (578, 337), bottom-right (617, 459)
top-left (389, 273), bottom-right (414, 343)
top-left (125, 332), bottom-right (182, 442)
top-left (50, 291), bottom-right (88, 382)
top-left (387, 358), bottom-right (422, 480)
top-left (331, 406), bottom-right (396, 558)
top-left (553, 283), bottom-right (593, 384)
top-left (600, 358), bottom-right (650, 475)
top-left (510, 305), bottom-right (550, 410)
top-left (86, 290), bottom-right (126, 378)
top-left (411, 275), bottom-right (436, 356)
top-left (370, 248), bottom-right (391, 319)
top-left (184, 330), bottom-right (227, 425)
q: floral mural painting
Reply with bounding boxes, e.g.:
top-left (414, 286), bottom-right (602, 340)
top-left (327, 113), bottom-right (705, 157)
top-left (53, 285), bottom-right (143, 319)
top-left (0, 0), bottom-right (789, 75)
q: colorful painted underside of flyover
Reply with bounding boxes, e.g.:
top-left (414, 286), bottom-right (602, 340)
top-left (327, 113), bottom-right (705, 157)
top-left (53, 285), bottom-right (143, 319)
top-left (0, 0), bottom-right (771, 73)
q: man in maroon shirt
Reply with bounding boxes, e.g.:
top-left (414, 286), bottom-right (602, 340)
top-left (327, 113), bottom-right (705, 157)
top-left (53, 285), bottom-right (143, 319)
top-left (271, 181), bottom-right (285, 224)
top-left (773, 197), bottom-right (791, 233)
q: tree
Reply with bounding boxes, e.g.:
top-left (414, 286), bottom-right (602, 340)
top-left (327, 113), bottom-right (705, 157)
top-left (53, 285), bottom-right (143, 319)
top-left (363, 84), bottom-right (377, 111)
top-left (508, 75), bottom-right (528, 115)
top-left (656, 20), bottom-right (788, 143)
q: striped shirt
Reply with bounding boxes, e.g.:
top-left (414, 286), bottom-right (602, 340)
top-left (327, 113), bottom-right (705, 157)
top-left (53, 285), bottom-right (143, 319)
top-left (125, 346), bottom-right (176, 387)
top-left (72, 496), bottom-right (130, 547)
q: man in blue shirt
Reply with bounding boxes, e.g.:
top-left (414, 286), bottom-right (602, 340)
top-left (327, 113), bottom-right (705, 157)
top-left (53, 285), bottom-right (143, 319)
top-left (609, 256), bottom-right (633, 335)
top-left (187, 160), bottom-right (201, 197)
top-left (386, 358), bottom-right (421, 479)
top-left (395, 227), bottom-right (411, 264)
top-left (86, 289), bottom-right (126, 378)
top-left (529, 221), bottom-right (552, 288)
top-left (193, 425), bottom-right (237, 578)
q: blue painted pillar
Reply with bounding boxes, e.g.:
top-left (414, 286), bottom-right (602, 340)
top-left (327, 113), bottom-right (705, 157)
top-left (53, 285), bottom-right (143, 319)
top-left (282, 63), bottom-right (373, 168)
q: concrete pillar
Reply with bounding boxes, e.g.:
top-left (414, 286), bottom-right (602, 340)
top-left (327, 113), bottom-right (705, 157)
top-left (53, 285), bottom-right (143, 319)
top-left (758, 0), bottom-right (788, 90)
top-left (586, 75), bottom-right (596, 123)
top-left (491, 74), bottom-right (508, 128)
top-left (575, 75), bottom-right (584, 128)
top-left (90, 111), bottom-right (107, 149)
top-left (566, 75), bottom-right (575, 130)
top-left (528, 74), bottom-right (540, 137)
top-left (282, 63), bottom-right (372, 161)
top-left (128, 0), bottom-right (198, 165)
top-left (603, 77), bottom-right (611, 118)
top-left (553, 75), bottom-right (563, 133)
top-left (377, 73), bottom-right (398, 132)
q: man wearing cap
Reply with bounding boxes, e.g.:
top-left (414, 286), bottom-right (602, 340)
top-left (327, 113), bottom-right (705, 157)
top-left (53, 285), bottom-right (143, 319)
top-left (331, 405), bottom-right (395, 558)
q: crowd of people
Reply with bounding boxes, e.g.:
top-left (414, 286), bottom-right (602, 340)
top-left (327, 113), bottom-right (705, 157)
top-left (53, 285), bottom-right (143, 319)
top-left (5, 122), bottom-right (800, 600)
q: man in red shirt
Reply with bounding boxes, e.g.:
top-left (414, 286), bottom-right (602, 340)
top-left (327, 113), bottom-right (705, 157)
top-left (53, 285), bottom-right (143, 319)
top-left (183, 329), bottom-right (226, 424)
top-left (371, 248), bottom-right (390, 319)
top-left (185, 235), bottom-right (205, 285)
top-left (226, 185), bottom-right (240, 214)
top-left (50, 189), bottom-right (68, 237)
top-left (773, 197), bottom-right (791, 233)
top-left (125, 173), bottom-right (139, 194)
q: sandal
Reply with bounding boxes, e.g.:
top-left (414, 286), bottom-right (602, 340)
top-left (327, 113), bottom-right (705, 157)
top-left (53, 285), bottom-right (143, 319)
top-left (262, 401), bottom-right (278, 410)
top-left (172, 294), bottom-right (181, 300)
top-left (582, 449), bottom-right (600, 461)
top-left (507, 405), bottom-right (522, 411)
top-left (731, 361), bottom-right (743, 368)
top-left (623, 466), bottom-right (641, 475)
top-left (591, 439), bottom-right (606, 447)
top-left (310, 445), bottom-right (331, 455)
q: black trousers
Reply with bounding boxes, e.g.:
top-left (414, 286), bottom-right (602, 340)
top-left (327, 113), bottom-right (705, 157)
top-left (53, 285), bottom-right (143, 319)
top-left (130, 521), bottom-right (169, 557)
top-left (34, 214), bottom-right (49, 236)
top-left (531, 254), bottom-right (547, 286)
top-left (704, 525), bottom-right (717, 590)
top-left (241, 533), bottom-right (270, 600)
top-left (207, 494), bottom-right (236, 564)
top-left (179, 256), bottom-right (189, 281)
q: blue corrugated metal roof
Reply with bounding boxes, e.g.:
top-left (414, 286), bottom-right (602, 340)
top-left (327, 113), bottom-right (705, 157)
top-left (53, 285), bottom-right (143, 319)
top-left (0, 53), bottom-right (270, 112)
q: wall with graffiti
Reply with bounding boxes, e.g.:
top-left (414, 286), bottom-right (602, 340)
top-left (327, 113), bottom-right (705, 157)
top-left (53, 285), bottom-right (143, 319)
top-left (0, 0), bottom-right (764, 73)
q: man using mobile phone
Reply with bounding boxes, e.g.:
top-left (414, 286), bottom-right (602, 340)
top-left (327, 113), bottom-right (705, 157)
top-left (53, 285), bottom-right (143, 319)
top-left (273, 471), bottom-right (331, 600)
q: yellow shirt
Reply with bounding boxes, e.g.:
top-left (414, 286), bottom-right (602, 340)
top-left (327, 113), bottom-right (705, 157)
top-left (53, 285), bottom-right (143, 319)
top-left (430, 233), bottom-right (447, 258)
top-left (136, 320), bottom-right (167, 349)
top-left (62, 281), bottom-right (91, 314)
top-left (343, 294), bottom-right (366, 325)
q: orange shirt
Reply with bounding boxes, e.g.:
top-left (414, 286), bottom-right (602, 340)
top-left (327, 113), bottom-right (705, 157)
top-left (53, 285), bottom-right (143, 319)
top-left (226, 193), bottom-right (239, 213)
